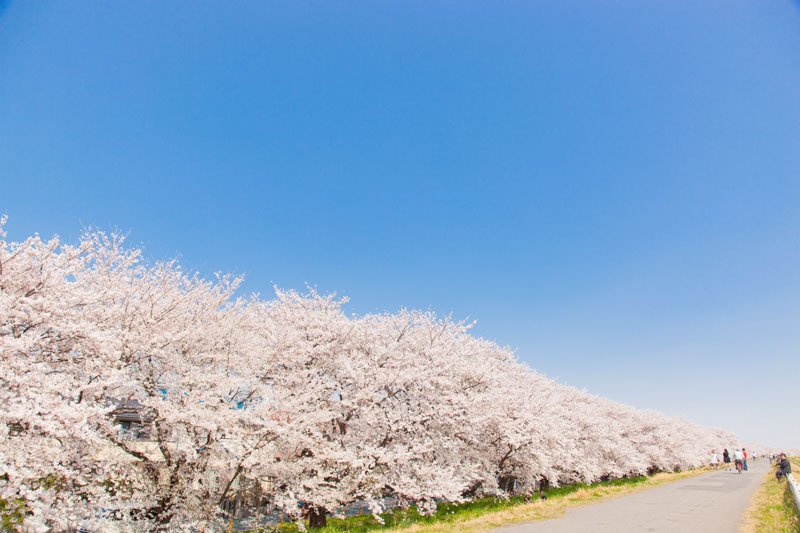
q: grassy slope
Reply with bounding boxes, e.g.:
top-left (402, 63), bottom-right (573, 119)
top-left (740, 458), bottom-right (800, 533)
top-left (272, 469), bottom-right (708, 533)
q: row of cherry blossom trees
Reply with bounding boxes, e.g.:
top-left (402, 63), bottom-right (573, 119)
top-left (0, 222), bottom-right (739, 531)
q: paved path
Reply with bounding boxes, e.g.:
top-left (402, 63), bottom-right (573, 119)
top-left (497, 459), bottom-right (770, 533)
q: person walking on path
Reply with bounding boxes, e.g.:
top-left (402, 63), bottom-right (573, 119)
top-left (742, 448), bottom-right (748, 471)
top-left (710, 451), bottom-right (720, 470)
top-left (776, 453), bottom-right (792, 480)
top-left (723, 448), bottom-right (731, 468)
top-left (733, 449), bottom-right (744, 473)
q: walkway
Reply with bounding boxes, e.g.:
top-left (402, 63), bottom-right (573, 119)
top-left (497, 459), bottom-right (770, 533)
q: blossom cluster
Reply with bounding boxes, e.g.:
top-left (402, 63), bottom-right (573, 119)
top-left (0, 222), bottom-right (738, 531)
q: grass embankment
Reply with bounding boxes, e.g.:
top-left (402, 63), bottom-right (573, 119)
top-left (269, 468), bottom-right (707, 533)
top-left (741, 458), bottom-right (800, 533)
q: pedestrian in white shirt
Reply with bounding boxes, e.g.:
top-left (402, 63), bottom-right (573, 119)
top-left (733, 449), bottom-right (744, 473)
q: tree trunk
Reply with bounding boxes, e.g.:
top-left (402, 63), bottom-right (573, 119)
top-left (308, 506), bottom-right (327, 529)
top-left (151, 496), bottom-right (174, 526)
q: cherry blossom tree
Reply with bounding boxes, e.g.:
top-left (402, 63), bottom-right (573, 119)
top-left (0, 220), bottom-right (742, 531)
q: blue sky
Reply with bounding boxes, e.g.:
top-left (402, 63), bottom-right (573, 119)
top-left (1, 1), bottom-right (799, 448)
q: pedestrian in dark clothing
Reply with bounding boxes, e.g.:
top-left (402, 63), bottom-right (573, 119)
top-left (776, 453), bottom-right (792, 480)
top-left (723, 449), bottom-right (731, 465)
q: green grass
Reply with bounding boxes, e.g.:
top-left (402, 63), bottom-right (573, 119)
top-left (1, 471), bottom-right (694, 532)
top-left (263, 475), bottom-right (652, 532)
top-left (742, 458), bottom-right (800, 533)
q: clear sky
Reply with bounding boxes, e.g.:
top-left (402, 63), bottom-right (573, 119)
top-left (1, 1), bottom-right (799, 448)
